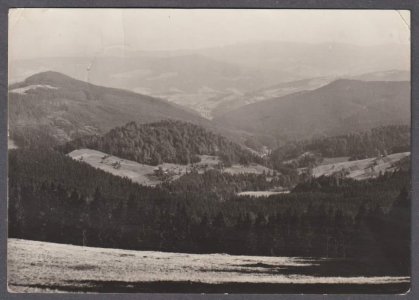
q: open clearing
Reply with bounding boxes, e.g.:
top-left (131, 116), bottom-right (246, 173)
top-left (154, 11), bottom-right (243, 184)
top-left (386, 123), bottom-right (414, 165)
top-left (68, 149), bottom-right (276, 186)
top-left (8, 239), bottom-right (409, 293)
top-left (68, 149), bottom-right (160, 186)
top-left (307, 152), bottom-right (410, 180)
top-left (318, 156), bottom-right (351, 166)
top-left (237, 191), bottom-right (290, 197)
top-left (224, 164), bottom-right (275, 175)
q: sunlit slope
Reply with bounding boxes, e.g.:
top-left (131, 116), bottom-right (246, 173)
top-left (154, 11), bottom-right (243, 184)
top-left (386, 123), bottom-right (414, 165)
top-left (68, 148), bottom-right (275, 186)
top-left (8, 238), bottom-right (409, 293)
top-left (306, 152), bottom-right (410, 180)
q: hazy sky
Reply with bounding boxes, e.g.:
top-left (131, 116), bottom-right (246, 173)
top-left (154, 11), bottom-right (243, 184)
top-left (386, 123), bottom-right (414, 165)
top-left (9, 9), bottom-right (410, 60)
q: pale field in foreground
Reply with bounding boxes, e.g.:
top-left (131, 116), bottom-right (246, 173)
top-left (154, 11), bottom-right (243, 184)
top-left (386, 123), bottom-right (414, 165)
top-left (8, 239), bottom-right (409, 293)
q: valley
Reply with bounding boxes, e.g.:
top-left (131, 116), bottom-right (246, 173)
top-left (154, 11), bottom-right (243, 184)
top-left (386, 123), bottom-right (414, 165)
top-left (9, 41), bottom-right (410, 120)
top-left (7, 76), bottom-right (412, 293)
top-left (6, 9), bottom-right (412, 295)
top-left (8, 70), bottom-right (410, 153)
top-left (67, 148), bottom-right (410, 196)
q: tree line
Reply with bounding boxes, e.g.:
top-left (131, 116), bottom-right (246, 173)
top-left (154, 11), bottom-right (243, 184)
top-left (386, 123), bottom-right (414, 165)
top-left (270, 125), bottom-right (410, 169)
top-left (8, 147), bottom-right (410, 275)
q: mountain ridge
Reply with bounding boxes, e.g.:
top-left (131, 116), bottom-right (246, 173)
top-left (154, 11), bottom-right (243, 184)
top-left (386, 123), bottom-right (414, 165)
top-left (9, 41), bottom-right (409, 119)
top-left (214, 79), bottom-right (410, 147)
top-left (8, 71), bottom-right (210, 147)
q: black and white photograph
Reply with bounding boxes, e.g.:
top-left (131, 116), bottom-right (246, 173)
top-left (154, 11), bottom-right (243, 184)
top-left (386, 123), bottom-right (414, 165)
top-left (7, 8), bottom-right (411, 294)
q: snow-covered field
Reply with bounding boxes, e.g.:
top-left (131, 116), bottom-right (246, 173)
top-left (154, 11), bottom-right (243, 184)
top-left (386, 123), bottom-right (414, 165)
top-left (68, 149), bottom-right (276, 186)
top-left (309, 152), bottom-right (410, 180)
top-left (8, 239), bottom-right (409, 293)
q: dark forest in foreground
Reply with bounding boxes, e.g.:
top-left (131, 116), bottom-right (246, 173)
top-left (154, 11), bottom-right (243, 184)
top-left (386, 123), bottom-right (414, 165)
top-left (7, 86), bottom-right (412, 278)
top-left (8, 144), bottom-right (410, 276)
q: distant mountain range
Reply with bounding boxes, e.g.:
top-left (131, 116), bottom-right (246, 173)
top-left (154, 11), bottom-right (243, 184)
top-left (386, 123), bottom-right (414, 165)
top-left (214, 79), bottom-right (410, 147)
top-left (9, 41), bottom-right (409, 119)
top-left (197, 42), bottom-right (409, 77)
top-left (8, 71), bottom-right (410, 152)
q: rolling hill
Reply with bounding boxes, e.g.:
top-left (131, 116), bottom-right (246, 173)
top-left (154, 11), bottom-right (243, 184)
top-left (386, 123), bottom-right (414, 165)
top-left (212, 77), bottom-right (335, 117)
top-left (61, 120), bottom-right (264, 166)
top-left (8, 71), bottom-right (210, 147)
top-left (214, 80), bottom-right (410, 147)
top-left (269, 125), bottom-right (411, 169)
top-left (211, 70), bottom-right (410, 118)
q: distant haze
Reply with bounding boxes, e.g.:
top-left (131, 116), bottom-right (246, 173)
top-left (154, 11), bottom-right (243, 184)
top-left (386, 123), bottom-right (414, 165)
top-left (9, 9), bottom-right (410, 60)
top-left (8, 9), bottom-right (411, 120)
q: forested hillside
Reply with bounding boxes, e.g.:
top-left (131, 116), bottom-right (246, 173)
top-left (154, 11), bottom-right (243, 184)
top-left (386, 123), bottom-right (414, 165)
top-left (7, 70), bottom-right (412, 282)
top-left (8, 71), bottom-right (208, 148)
top-left (60, 120), bottom-right (263, 166)
top-left (270, 125), bottom-right (410, 169)
top-left (8, 147), bottom-right (410, 274)
top-left (214, 80), bottom-right (410, 147)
